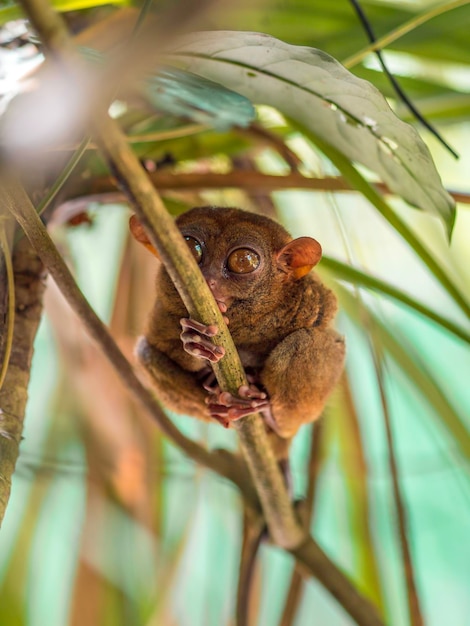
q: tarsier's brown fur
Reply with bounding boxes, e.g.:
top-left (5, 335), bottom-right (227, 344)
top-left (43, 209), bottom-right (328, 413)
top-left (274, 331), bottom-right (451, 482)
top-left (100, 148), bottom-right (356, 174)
top-left (133, 206), bottom-right (345, 456)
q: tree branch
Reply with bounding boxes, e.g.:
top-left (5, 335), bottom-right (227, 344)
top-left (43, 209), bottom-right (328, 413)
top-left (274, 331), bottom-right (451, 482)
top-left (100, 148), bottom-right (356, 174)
top-left (56, 172), bottom-right (470, 221)
top-left (0, 231), bottom-right (46, 527)
top-left (20, 0), bottom-right (301, 550)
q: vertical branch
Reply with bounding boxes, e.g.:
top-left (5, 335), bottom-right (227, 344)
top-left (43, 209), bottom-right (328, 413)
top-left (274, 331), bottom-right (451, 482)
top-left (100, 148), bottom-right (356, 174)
top-left (0, 235), bottom-right (46, 526)
top-left (348, 0), bottom-right (457, 158)
top-left (0, 223), bottom-right (16, 390)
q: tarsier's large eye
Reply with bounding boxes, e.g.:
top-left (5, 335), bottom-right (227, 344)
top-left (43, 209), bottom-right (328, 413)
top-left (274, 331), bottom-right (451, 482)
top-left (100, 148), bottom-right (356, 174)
top-left (184, 236), bottom-right (203, 263)
top-left (227, 248), bottom-right (261, 274)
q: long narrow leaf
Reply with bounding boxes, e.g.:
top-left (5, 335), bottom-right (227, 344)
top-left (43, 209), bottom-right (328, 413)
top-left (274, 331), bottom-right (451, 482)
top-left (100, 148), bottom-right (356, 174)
top-left (320, 257), bottom-right (470, 344)
top-left (337, 285), bottom-right (470, 461)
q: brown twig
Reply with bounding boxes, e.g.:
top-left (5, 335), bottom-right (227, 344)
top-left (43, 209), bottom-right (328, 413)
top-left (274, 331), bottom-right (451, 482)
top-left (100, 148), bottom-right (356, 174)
top-left (238, 123), bottom-right (302, 172)
top-left (58, 171), bottom-right (470, 216)
top-left (291, 538), bottom-right (383, 626)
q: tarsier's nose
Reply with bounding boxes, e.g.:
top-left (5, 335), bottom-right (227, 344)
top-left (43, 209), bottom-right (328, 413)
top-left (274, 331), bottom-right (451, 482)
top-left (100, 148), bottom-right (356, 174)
top-left (205, 276), bottom-right (221, 295)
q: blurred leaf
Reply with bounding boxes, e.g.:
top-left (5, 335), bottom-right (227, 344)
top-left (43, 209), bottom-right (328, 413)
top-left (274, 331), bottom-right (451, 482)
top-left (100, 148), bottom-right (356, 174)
top-left (337, 284), bottom-right (470, 462)
top-left (213, 0), bottom-right (412, 61)
top-left (335, 378), bottom-right (385, 612)
top-left (167, 30), bottom-right (455, 234)
top-left (0, 0), bottom-right (129, 24)
top-left (216, 0), bottom-right (470, 67)
top-left (145, 68), bottom-right (256, 131)
top-left (81, 47), bottom-right (256, 130)
top-left (321, 257), bottom-right (470, 345)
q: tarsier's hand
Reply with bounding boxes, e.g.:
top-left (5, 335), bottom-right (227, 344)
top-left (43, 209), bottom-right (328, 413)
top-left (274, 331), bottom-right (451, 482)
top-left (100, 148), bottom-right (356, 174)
top-left (180, 318), bottom-right (225, 363)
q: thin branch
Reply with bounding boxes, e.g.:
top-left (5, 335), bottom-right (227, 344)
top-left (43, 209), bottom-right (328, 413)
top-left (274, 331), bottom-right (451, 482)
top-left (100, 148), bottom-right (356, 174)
top-left (48, 124), bottom-right (209, 152)
top-left (348, 0), bottom-right (458, 158)
top-left (291, 538), bottom-right (384, 626)
top-left (37, 136), bottom-right (90, 217)
top-left (239, 123), bottom-right (302, 172)
top-left (236, 510), bottom-right (265, 626)
top-left (61, 170), bottom-right (470, 206)
top-left (344, 0), bottom-right (470, 69)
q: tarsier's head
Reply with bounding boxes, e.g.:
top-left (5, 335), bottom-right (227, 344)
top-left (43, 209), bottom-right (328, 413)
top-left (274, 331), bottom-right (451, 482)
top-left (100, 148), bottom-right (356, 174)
top-left (130, 206), bottom-right (322, 311)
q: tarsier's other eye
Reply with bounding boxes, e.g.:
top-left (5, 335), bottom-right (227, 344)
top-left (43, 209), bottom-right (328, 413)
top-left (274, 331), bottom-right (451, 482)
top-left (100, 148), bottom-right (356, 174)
top-left (227, 248), bottom-right (261, 274)
top-left (184, 236), bottom-right (203, 263)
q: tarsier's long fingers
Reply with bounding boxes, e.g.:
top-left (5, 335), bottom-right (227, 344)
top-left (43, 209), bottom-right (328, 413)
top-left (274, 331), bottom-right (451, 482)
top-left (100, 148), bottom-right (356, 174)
top-left (180, 318), bottom-right (218, 336)
top-left (180, 318), bottom-right (225, 363)
top-left (206, 385), bottom-right (271, 427)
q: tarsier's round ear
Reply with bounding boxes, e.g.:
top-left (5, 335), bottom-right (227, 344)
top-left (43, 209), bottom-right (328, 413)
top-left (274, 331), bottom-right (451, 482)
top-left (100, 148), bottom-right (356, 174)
top-left (129, 214), bottom-right (160, 258)
top-left (277, 237), bottom-right (322, 279)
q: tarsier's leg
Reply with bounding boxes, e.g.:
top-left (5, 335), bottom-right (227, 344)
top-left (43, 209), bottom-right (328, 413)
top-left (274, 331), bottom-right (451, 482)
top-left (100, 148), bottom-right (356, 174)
top-left (136, 336), bottom-right (210, 420)
top-left (260, 328), bottom-right (345, 438)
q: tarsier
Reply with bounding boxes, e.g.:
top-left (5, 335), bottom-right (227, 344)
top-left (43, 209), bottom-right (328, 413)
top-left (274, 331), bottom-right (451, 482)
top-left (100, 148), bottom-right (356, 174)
top-left (130, 206), bottom-right (345, 459)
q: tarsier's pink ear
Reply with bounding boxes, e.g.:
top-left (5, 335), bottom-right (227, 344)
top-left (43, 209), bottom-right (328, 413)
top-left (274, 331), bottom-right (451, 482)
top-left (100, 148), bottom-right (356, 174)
top-left (129, 214), bottom-right (160, 258)
top-left (277, 237), bottom-right (322, 279)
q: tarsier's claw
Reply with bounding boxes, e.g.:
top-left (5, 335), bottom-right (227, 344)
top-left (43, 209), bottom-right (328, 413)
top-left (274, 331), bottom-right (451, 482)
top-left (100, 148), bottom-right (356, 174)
top-left (211, 414), bottom-right (231, 429)
top-left (238, 384), bottom-right (267, 400)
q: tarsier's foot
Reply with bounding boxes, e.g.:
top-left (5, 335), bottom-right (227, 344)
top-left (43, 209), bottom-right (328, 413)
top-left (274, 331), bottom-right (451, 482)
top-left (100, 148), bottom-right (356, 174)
top-left (207, 384), bottom-right (271, 428)
top-left (180, 318), bottom-right (225, 363)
